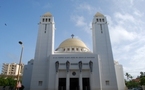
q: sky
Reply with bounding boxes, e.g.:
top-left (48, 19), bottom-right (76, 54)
top-left (0, 0), bottom-right (145, 78)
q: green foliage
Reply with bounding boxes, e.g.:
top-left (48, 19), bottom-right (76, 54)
top-left (125, 72), bottom-right (145, 89)
top-left (139, 71), bottom-right (145, 86)
top-left (126, 80), bottom-right (139, 89)
top-left (140, 72), bottom-right (144, 77)
top-left (0, 75), bottom-right (16, 87)
top-left (125, 72), bottom-right (139, 88)
top-left (125, 73), bottom-right (130, 80)
top-left (125, 72), bottom-right (133, 81)
top-left (140, 77), bottom-right (145, 85)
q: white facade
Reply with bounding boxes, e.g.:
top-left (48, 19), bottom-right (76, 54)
top-left (22, 12), bottom-right (125, 90)
top-left (1, 63), bottom-right (24, 76)
top-left (22, 59), bottom-right (34, 90)
top-left (114, 61), bottom-right (126, 90)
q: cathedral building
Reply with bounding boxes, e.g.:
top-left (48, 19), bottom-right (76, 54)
top-left (22, 12), bottom-right (125, 90)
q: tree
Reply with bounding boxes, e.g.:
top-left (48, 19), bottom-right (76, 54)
top-left (0, 75), bottom-right (16, 87)
top-left (126, 73), bottom-right (130, 80)
top-left (140, 72), bottom-right (144, 77)
top-left (126, 80), bottom-right (139, 89)
top-left (130, 76), bottom-right (133, 80)
top-left (125, 73), bottom-right (140, 89)
top-left (125, 73), bottom-right (133, 81)
top-left (7, 77), bottom-right (17, 87)
top-left (140, 77), bottom-right (145, 85)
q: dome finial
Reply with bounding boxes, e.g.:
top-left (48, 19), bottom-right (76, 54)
top-left (95, 12), bottom-right (104, 17)
top-left (71, 34), bottom-right (74, 38)
top-left (43, 12), bottom-right (52, 17)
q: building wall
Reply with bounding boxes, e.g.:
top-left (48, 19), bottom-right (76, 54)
top-left (1, 63), bottom-right (24, 76)
top-left (22, 59), bottom-right (34, 90)
top-left (30, 59), bottom-right (48, 90)
top-left (49, 53), bottom-right (101, 90)
top-left (115, 62), bottom-right (126, 90)
top-left (29, 53), bottom-right (102, 90)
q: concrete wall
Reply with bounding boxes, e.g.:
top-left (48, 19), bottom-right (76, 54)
top-left (22, 59), bottom-right (33, 90)
top-left (115, 63), bottom-right (126, 90)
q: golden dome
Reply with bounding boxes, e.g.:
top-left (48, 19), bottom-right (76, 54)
top-left (58, 38), bottom-right (88, 49)
top-left (95, 12), bottom-right (104, 17)
top-left (43, 12), bottom-right (52, 17)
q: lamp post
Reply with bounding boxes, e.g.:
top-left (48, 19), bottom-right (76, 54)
top-left (16, 41), bottom-right (24, 90)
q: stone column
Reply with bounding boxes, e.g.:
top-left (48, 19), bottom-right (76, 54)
top-left (78, 61), bottom-right (83, 90)
top-left (66, 72), bottom-right (70, 90)
top-left (55, 72), bottom-right (59, 90)
top-left (55, 61), bottom-right (59, 90)
top-left (90, 72), bottom-right (93, 90)
top-left (66, 61), bottom-right (70, 90)
top-left (79, 72), bottom-right (82, 90)
top-left (89, 61), bottom-right (93, 90)
top-left (98, 55), bottom-right (102, 90)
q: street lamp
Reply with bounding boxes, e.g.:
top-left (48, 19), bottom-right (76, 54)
top-left (16, 41), bottom-right (24, 90)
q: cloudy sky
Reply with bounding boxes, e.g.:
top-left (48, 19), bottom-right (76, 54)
top-left (0, 0), bottom-right (145, 78)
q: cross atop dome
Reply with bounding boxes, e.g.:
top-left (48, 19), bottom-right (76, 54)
top-left (71, 34), bottom-right (74, 38)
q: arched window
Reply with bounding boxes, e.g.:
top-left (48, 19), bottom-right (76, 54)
top-left (43, 18), bottom-right (44, 22)
top-left (46, 19), bottom-right (47, 22)
top-left (49, 18), bottom-right (51, 22)
top-left (100, 19), bottom-right (101, 22)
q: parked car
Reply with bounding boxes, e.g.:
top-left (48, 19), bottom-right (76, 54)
top-left (132, 88), bottom-right (138, 90)
top-left (132, 87), bottom-right (143, 90)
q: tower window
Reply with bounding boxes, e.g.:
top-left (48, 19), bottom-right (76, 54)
top-left (67, 48), bottom-right (70, 51)
top-left (106, 80), bottom-right (109, 85)
top-left (49, 18), bottom-right (51, 22)
top-left (63, 49), bottom-right (65, 51)
top-left (72, 48), bottom-right (74, 50)
top-left (43, 18), bottom-right (44, 22)
top-left (45, 24), bottom-right (47, 30)
top-left (46, 19), bottom-right (47, 22)
top-left (44, 24), bottom-right (47, 33)
top-left (76, 48), bottom-right (78, 51)
top-left (100, 19), bottom-right (101, 22)
top-left (38, 81), bottom-right (43, 86)
top-left (96, 19), bottom-right (98, 22)
top-left (102, 19), bottom-right (104, 22)
top-left (100, 24), bottom-right (103, 33)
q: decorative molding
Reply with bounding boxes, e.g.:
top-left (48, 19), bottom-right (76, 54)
top-left (89, 61), bottom-right (93, 72)
top-left (78, 61), bottom-right (82, 72)
top-left (66, 61), bottom-right (70, 72)
top-left (55, 61), bottom-right (59, 72)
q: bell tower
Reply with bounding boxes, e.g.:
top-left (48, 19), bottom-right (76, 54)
top-left (92, 12), bottom-right (110, 54)
top-left (30, 12), bottom-right (55, 90)
top-left (92, 12), bottom-right (118, 90)
top-left (34, 12), bottom-right (55, 61)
